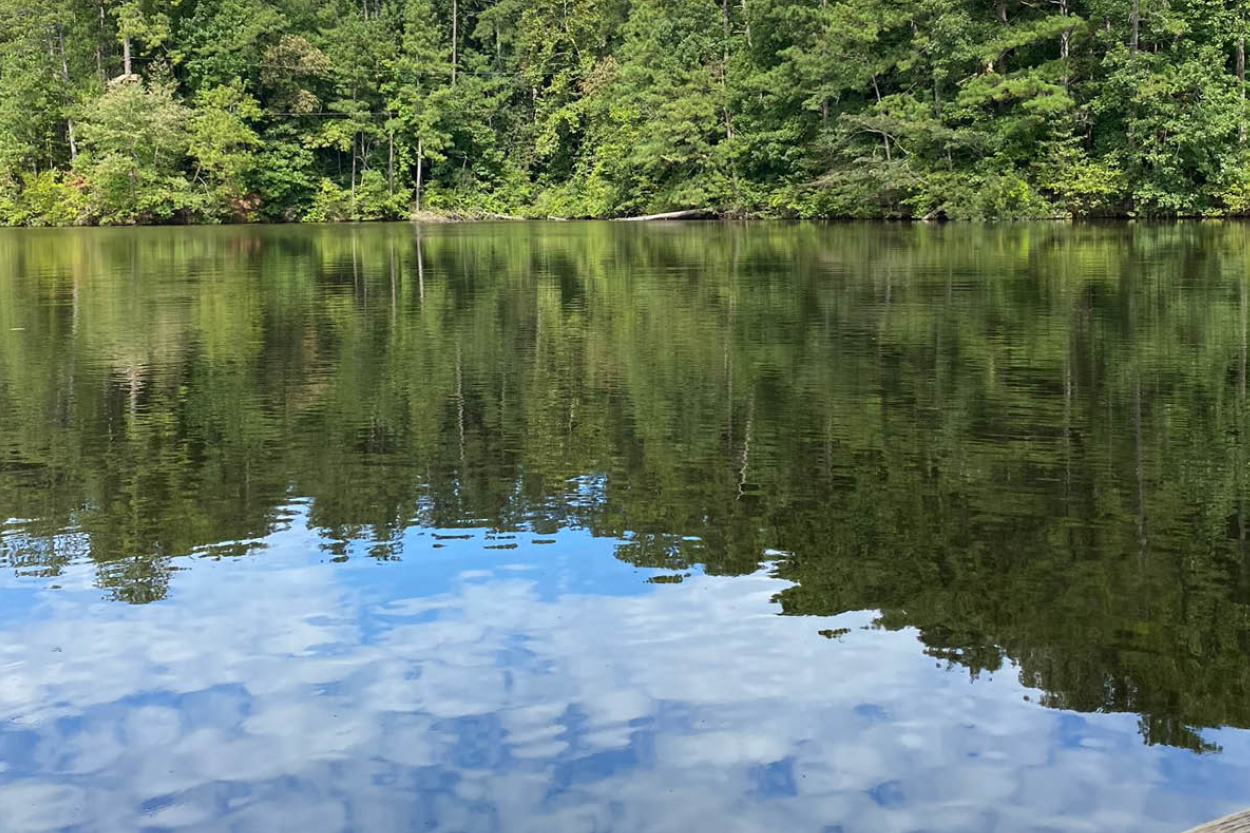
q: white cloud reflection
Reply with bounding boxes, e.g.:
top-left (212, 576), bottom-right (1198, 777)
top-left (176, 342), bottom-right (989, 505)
top-left (0, 510), bottom-right (1243, 833)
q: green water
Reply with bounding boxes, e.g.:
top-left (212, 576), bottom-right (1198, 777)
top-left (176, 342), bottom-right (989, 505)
top-left (0, 222), bottom-right (1248, 832)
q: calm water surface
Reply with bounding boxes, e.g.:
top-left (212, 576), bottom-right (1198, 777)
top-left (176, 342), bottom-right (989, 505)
top-left (1, 222), bottom-right (1248, 832)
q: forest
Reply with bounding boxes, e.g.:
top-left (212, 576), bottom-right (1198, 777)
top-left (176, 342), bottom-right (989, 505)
top-left (1, 0), bottom-right (1249, 224)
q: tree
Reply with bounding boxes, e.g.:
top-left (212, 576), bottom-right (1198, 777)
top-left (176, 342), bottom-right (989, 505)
top-left (181, 0), bottom-right (286, 93)
top-left (384, 0), bottom-right (452, 212)
top-left (188, 80), bottom-right (262, 217)
top-left (609, 0), bottom-right (733, 213)
top-left (75, 68), bottom-right (190, 223)
top-left (110, 0), bottom-right (173, 78)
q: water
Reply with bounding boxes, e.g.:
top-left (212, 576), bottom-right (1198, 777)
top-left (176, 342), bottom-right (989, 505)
top-left (0, 222), bottom-right (1247, 832)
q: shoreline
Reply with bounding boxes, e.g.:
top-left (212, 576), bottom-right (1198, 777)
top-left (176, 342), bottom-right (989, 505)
top-left (6, 211), bottom-right (1250, 229)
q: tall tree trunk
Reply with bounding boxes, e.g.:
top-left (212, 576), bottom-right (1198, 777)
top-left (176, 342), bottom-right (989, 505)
top-left (1126, 0), bottom-right (1141, 157)
top-left (351, 133), bottom-right (358, 215)
top-left (387, 128), bottom-right (394, 195)
top-left (721, 0), bottom-right (734, 142)
top-left (123, 33), bottom-right (132, 76)
top-left (451, 0), bottom-right (458, 86)
top-left (871, 74), bottom-right (890, 160)
top-left (1059, 0), bottom-right (1071, 89)
top-left (996, 0), bottom-right (1008, 73)
top-left (56, 24), bottom-right (77, 162)
top-left (1239, 37), bottom-right (1246, 146)
top-left (96, 3), bottom-right (105, 81)
top-left (1130, 0), bottom-right (1140, 54)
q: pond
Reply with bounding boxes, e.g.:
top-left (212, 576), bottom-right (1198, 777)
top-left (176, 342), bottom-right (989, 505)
top-left (0, 222), bottom-right (1247, 832)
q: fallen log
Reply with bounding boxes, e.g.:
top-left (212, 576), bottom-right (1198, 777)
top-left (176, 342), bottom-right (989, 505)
top-left (612, 209), bottom-right (713, 222)
top-left (410, 209), bottom-right (523, 223)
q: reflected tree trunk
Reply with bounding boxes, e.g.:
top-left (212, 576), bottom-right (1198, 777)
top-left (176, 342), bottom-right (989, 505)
top-left (415, 226), bottom-right (425, 303)
top-left (456, 344), bottom-right (466, 469)
top-left (1135, 378), bottom-right (1146, 564)
top-left (389, 240), bottom-right (397, 320)
top-left (415, 136), bottom-right (424, 213)
top-left (1240, 277), bottom-right (1247, 557)
top-left (737, 395), bottom-right (753, 500)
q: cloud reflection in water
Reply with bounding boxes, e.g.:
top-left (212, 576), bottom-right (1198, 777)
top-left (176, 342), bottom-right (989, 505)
top-left (0, 505), bottom-right (1243, 833)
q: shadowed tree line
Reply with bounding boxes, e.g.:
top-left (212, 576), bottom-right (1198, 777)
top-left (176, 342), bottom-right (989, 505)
top-left (2, 221), bottom-right (1250, 748)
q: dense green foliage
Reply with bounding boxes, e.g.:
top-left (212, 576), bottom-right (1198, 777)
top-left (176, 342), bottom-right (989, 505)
top-left (3, 222), bottom-right (1250, 749)
top-left (2, 0), bottom-right (1250, 222)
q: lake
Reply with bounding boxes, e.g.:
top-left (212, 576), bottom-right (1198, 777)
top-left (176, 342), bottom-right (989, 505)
top-left (0, 221), bottom-right (1248, 832)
